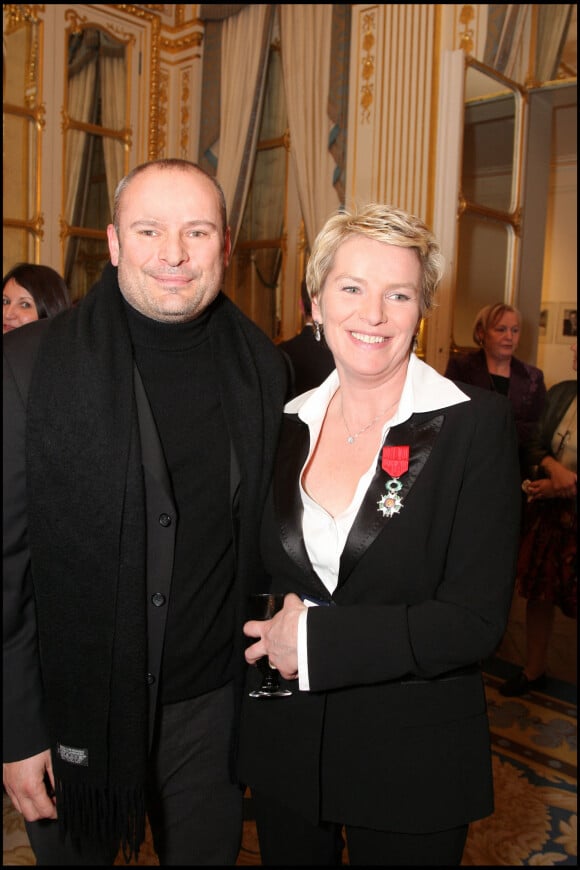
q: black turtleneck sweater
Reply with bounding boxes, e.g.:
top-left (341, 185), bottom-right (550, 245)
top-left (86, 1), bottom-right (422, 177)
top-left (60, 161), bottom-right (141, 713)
top-left (125, 300), bottom-right (235, 704)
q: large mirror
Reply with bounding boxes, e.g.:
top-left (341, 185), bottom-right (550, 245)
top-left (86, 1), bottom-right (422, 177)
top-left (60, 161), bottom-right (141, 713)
top-left (63, 20), bottom-right (133, 298)
top-left (451, 58), bottom-right (524, 350)
top-left (2, 7), bottom-right (43, 272)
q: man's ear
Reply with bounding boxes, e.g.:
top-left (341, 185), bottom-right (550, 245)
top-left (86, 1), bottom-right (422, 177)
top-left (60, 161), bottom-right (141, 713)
top-left (107, 224), bottom-right (120, 266)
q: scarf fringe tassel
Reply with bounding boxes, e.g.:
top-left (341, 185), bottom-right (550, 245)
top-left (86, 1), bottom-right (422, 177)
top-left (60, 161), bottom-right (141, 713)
top-left (56, 779), bottom-right (146, 863)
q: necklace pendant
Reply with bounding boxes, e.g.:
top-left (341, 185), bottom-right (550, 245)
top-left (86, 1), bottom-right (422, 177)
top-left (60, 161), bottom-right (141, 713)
top-left (347, 435), bottom-right (355, 444)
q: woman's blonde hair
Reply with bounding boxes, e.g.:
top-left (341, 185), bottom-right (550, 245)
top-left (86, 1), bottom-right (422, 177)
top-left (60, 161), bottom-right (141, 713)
top-left (305, 202), bottom-right (444, 316)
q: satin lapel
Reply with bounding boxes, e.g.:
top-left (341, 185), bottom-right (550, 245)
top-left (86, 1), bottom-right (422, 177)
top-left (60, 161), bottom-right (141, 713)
top-left (273, 416), bottom-right (327, 595)
top-left (338, 413), bottom-right (445, 587)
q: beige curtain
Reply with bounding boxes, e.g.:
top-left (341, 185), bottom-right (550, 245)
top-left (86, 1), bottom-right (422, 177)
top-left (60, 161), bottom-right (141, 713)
top-left (216, 4), bottom-right (274, 248)
top-left (485, 4), bottom-right (572, 83)
top-left (280, 5), bottom-right (340, 248)
top-left (535, 5), bottom-right (573, 82)
top-left (100, 48), bottom-right (126, 217)
top-left (64, 34), bottom-right (98, 290)
top-left (65, 50), bottom-right (97, 227)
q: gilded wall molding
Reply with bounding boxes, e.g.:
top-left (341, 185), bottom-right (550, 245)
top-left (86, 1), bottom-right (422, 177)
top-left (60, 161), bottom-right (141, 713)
top-left (3, 4), bottom-right (44, 30)
top-left (64, 9), bottom-right (87, 35)
top-left (111, 4), bottom-right (162, 159)
top-left (26, 12), bottom-right (41, 109)
top-left (180, 68), bottom-right (191, 156)
top-left (458, 4), bottom-right (475, 55)
top-left (175, 6), bottom-right (186, 28)
top-left (160, 31), bottom-right (203, 52)
top-left (3, 3), bottom-right (45, 263)
top-left (64, 8), bottom-right (136, 44)
top-left (158, 68), bottom-right (169, 156)
top-left (360, 9), bottom-right (376, 124)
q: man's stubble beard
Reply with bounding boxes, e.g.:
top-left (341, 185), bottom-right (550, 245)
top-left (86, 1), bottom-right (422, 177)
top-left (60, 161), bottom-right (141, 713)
top-left (117, 262), bottom-right (223, 323)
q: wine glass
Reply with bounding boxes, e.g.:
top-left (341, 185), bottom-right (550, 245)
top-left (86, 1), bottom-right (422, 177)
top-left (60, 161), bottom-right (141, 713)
top-left (247, 592), bottom-right (292, 698)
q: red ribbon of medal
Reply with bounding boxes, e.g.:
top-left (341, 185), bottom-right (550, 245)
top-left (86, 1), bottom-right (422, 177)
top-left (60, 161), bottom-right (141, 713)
top-left (381, 445), bottom-right (410, 477)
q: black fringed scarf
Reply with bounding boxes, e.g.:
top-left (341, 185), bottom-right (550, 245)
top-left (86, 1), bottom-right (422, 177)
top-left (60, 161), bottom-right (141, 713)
top-left (26, 264), bottom-right (148, 860)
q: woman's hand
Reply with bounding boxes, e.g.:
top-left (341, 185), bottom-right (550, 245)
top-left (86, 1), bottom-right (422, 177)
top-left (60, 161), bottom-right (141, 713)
top-left (525, 460), bottom-right (577, 501)
top-left (243, 592), bottom-right (305, 680)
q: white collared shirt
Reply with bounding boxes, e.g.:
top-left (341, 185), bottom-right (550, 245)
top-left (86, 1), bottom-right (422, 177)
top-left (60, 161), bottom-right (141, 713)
top-left (285, 353), bottom-right (470, 688)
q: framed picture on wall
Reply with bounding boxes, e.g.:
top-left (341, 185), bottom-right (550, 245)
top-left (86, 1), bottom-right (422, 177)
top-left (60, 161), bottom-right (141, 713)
top-left (556, 302), bottom-right (578, 343)
top-left (538, 302), bottom-right (557, 343)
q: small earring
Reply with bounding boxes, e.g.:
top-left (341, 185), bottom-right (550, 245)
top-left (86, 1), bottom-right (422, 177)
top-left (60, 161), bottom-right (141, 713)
top-left (313, 321), bottom-right (322, 343)
top-left (412, 335), bottom-right (418, 352)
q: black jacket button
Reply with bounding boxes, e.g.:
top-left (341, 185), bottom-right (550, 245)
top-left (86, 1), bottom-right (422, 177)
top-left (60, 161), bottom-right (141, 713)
top-left (151, 592), bottom-right (166, 607)
top-left (146, 673), bottom-right (156, 686)
top-left (159, 513), bottom-right (172, 527)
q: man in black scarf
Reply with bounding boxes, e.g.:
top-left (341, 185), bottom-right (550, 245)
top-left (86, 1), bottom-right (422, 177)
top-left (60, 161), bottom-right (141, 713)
top-left (3, 159), bottom-right (287, 864)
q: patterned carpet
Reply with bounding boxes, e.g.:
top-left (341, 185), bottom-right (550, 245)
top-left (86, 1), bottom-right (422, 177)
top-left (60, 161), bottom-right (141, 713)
top-left (3, 660), bottom-right (576, 866)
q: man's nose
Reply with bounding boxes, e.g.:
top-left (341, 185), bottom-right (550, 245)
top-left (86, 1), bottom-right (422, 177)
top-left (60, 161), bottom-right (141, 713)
top-left (159, 234), bottom-right (188, 266)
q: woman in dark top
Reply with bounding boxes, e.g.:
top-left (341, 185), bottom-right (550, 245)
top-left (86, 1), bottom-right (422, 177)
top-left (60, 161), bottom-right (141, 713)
top-left (445, 302), bottom-right (546, 474)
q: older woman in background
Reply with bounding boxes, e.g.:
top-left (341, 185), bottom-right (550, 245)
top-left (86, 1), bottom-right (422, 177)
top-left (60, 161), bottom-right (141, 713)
top-left (444, 302), bottom-right (546, 473)
top-left (3, 263), bottom-right (71, 333)
top-left (237, 203), bottom-right (522, 866)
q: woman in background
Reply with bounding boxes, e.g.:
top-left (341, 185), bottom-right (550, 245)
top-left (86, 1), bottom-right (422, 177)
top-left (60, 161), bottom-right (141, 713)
top-left (3, 263), bottom-right (71, 333)
top-left (500, 342), bottom-right (577, 696)
top-left (238, 203), bottom-right (521, 866)
top-left (444, 302), bottom-right (546, 473)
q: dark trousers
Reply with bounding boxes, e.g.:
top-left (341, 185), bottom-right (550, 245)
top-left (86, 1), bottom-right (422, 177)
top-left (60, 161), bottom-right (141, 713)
top-left (25, 683), bottom-right (243, 865)
top-left (251, 790), bottom-right (468, 866)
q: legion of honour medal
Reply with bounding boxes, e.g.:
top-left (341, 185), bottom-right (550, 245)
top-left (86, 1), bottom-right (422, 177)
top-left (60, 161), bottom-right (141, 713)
top-left (377, 445), bottom-right (410, 518)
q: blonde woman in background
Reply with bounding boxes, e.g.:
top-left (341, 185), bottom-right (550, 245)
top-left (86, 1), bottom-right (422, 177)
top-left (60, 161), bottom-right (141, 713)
top-left (445, 302), bottom-right (546, 475)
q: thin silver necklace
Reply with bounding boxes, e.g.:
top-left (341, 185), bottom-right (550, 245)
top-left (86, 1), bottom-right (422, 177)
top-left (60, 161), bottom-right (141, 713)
top-left (341, 398), bottom-right (400, 444)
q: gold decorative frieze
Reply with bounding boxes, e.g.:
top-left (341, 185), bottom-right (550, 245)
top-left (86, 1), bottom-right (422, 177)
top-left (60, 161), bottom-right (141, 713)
top-left (112, 6), bottom-right (162, 159)
top-left (3, 4), bottom-right (44, 31)
top-left (360, 10), bottom-right (376, 124)
top-left (34, 102), bottom-right (46, 129)
top-left (175, 6), bottom-right (185, 27)
top-left (180, 69), bottom-right (190, 156)
top-left (158, 68), bottom-right (169, 157)
top-left (24, 15), bottom-right (41, 108)
top-left (458, 5), bottom-right (474, 55)
top-left (65, 8), bottom-right (136, 44)
top-left (64, 9), bottom-right (87, 36)
top-left (160, 31), bottom-right (203, 53)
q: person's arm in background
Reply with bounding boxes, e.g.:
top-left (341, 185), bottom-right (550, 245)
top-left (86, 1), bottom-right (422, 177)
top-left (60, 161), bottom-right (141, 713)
top-left (523, 383), bottom-right (577, 502)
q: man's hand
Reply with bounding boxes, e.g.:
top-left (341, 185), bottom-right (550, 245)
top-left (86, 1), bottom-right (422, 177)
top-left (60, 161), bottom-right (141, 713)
top-left (3, 750), bottom-right (57, 821)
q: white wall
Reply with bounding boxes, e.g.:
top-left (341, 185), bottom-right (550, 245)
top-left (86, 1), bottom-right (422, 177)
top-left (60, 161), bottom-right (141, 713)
top-left (536, 101), bottom-right (577, 388)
